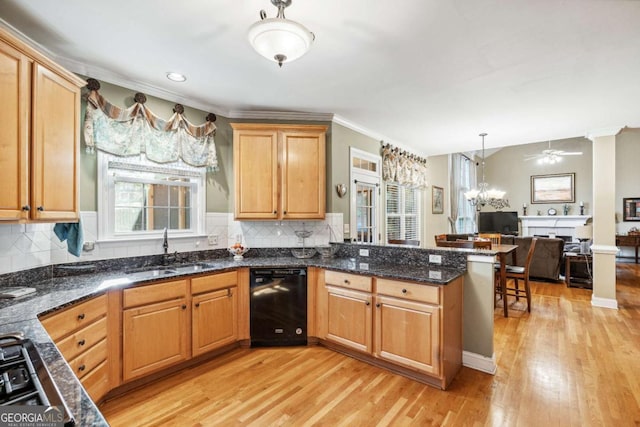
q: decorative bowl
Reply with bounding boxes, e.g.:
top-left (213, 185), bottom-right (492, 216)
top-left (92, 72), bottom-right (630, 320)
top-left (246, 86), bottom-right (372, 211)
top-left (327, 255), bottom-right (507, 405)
top-left (316, 245), bottom-right (338, 258)
top-left (291, 248), bottom-right (317, 259)
top-left (228, 245), bottom-right (249, 260)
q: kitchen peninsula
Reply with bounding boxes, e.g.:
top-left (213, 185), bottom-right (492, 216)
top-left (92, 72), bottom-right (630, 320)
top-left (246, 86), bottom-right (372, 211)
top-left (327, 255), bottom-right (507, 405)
top-left (0, 243), bottom-right (498, 424)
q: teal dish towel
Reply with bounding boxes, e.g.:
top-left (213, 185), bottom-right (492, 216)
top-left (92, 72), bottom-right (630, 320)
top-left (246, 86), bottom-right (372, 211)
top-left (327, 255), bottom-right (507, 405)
top-left (53, 219), bottom-right (84, 257)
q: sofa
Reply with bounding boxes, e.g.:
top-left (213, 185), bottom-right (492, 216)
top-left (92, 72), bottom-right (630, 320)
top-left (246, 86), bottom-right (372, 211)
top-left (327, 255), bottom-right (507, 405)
top-left (440, 234), bottom-right (565, 281)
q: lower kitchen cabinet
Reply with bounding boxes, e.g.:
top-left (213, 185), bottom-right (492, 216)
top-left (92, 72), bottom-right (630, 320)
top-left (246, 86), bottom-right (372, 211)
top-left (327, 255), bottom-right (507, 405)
top-left (191, 271), bottom-right (239, 356)
top-left (122, 280), bottom-right (189, 382)
top-left (326, 286), bottom-right (372, 353)
top-left (374, 295), bottom-right (440, 376)
top-left (319, 270), bottom-right (463, 389)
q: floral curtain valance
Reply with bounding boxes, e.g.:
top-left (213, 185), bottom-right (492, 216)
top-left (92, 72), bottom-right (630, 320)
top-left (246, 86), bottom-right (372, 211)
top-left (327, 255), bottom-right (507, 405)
top-left (381, 143), bottom-right (428, 188)
top-left (83, 79), bottom-right (218, 171)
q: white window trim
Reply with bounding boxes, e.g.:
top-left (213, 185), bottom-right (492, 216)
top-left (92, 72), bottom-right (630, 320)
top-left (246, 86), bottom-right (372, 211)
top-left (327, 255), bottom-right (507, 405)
top-left (349, 147), bottom-right (382, 245)
top-left (97, 151), bottom-right (206, 242)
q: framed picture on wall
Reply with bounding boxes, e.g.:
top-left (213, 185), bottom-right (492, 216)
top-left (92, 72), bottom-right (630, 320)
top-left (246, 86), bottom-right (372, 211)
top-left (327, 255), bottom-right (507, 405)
top-left (432, 186), bottom-right (444, 214)
top-left (531, 173), bottom-right (575, 203)
top-left (623, 197), bottom-right (640, 221)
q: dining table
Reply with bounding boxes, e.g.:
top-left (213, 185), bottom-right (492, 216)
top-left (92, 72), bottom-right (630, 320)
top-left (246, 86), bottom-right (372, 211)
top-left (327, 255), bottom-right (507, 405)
top-left (491, 244), bottom-right (519, 317)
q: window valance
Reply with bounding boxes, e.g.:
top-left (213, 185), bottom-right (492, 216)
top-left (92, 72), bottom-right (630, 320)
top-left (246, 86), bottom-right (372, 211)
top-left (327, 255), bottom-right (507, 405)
top-left (381, 143), bottom-right (428, 188)
top-left (83, 79), bottom-right (218, 171)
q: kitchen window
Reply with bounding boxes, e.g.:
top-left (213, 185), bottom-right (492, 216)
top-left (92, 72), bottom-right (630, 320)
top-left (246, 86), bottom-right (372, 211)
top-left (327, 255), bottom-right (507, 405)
top-left (97, 152), bottom-right (205, 241)
top-left (386, 183), bottom-right (421, 245)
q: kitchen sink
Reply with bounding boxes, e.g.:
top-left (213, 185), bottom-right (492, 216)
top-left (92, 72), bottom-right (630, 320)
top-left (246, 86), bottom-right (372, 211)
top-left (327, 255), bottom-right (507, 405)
top-left (125, 266), bottom-right (177, 280)
top-left (172, 263), bottom-right (210, 273)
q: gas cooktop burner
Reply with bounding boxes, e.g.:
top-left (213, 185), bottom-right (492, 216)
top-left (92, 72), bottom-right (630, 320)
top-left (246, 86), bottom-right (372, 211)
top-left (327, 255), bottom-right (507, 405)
top-left (0, 333), bottom-right (74, 425)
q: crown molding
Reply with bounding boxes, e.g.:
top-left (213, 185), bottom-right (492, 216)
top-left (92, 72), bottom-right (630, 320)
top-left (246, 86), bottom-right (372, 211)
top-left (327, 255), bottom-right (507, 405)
top-left (585, 127), bottom-right (623, 141)
top-left (228, 110), bottom-right (333, 121)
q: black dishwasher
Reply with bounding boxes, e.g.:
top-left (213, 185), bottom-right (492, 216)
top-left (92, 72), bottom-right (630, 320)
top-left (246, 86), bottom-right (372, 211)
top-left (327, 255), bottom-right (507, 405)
top-left (250, 268), bottom-right (307, 347)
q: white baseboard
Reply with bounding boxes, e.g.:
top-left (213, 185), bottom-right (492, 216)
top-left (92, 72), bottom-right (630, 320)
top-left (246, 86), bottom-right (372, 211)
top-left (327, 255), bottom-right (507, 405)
top-left (462, 351), bottom-right (496, 374)
top-left (591, 296), bottom-right (619, 310)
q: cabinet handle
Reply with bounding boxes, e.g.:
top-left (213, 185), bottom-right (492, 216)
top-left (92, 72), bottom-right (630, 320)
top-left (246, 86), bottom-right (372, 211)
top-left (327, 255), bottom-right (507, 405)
top-left (182, 304), bottom-right (187, 310)
top-left (376, 303), bottom-right (381, 308)
top-left (77, 313), bottom-right (85, 320)
top-left (22, 205), bottom-right (30, 211)
top-left (227, 289), bottom-right (233, 297)
top-left (195, 302), bottom-right (200, 308)
top-left (78, 339), bottom-right (85, 346)
top-left (402, 288), bottom-right (407, 294)
top-left (78, 364), bottom-right (86, 372)
top-left (37, 206), bottom-right (44, 212)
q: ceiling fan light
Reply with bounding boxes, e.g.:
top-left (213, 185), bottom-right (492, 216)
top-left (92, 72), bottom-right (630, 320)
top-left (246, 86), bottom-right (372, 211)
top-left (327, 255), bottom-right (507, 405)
top-left (248, 17), bottom-right (314, 65)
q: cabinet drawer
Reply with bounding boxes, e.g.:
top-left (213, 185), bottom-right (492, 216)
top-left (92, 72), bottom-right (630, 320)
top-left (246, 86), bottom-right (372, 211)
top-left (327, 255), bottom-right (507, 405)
top-left (56, 316), bottom-right (107, 362)
top-left (123, 280), bottom-right (187, 308)
top-left (41, 294), bottom-right (107, 342)
top-left (375, 278), bottom-right (440, 305)
top-left (69, 338), bottom-right (107, 380)
top-left (191, 271), bottom-right (237, 295)
top-left (325, 270), bottom-right (372, 292)
top-left (81, 359), bottom-right (109, 402)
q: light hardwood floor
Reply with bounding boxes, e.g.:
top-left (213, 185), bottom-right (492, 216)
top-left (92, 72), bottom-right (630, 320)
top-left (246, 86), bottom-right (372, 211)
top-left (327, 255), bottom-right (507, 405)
top-left (100, 263), bottom-right (640, 426)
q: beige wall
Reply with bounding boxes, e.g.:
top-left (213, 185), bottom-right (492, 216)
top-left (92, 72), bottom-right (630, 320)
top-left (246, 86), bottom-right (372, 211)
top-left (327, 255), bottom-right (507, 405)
top-left (483, 137), bottom-right (593, 216)
top-left (616, 128), bottom-right (640, 234)
top-left (328, 123), bottom-right (380, 221)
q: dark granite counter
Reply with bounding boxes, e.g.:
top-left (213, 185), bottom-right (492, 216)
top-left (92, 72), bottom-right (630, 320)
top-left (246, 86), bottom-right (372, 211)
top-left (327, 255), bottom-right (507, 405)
top-left (0, 244), bottom-right (470, 426)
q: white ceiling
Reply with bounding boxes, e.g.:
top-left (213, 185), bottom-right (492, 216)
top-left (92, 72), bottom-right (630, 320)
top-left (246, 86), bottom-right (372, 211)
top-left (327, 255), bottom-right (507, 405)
top-left (2, 0), bottom-right (640, 156)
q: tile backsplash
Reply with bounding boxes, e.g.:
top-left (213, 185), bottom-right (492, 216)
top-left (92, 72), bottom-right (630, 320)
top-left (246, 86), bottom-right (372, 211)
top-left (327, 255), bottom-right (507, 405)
top-left (0, 212), bottom-right (343, 274)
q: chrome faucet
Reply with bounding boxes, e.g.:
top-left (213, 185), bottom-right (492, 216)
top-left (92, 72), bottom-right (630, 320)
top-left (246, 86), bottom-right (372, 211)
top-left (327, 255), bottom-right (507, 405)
top-left (162, 227), bottom-right (169, 255)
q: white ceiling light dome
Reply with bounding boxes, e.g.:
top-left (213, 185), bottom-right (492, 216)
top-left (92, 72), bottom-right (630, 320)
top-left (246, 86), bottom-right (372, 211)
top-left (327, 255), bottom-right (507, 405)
top-left (248, 0), bottom-right (315, 67)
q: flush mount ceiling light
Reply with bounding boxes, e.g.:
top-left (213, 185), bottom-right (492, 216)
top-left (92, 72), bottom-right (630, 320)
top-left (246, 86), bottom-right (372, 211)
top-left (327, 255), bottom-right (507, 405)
top-left (166, 72), bottom-right (187, 82)
top-left (248, 0), bottom-right (315, 67)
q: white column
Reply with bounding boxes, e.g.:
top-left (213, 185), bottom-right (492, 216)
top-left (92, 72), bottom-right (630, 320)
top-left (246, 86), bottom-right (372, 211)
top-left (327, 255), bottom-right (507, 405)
top-left (587, 129), bottom-right (621, 309)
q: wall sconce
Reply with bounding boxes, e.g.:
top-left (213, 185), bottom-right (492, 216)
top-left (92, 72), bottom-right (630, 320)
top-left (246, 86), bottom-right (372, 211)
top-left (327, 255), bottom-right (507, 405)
top-left (336, 184), bottom-right (347, 198)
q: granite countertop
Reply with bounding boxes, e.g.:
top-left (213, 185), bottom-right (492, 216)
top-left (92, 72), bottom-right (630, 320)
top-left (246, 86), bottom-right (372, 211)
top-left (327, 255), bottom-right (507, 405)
top-left (0, 254), bottom-right (465, 426)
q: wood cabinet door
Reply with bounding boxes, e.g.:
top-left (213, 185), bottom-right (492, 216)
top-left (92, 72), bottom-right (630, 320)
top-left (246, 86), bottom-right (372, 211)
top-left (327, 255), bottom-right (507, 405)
top-left (280, 129), bottom-right (326, 219)
top-left (30, 63), bottom-right (80, 221)
top-left (326, 286), bottom-right (372, 353)
top-left (0, 41), bottom-right (30, 221)
top-left (192, 287), bottom-right (238, 357)
top-left (122, 298), bottom-right (189, 382)
top-left (374, 295), bottom-right (440, 376)
top-left (233, 128), bottom-right (279, 219)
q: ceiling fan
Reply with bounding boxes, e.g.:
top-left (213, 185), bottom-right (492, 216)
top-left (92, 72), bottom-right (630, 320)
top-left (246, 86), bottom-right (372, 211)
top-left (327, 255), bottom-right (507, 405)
top-left (524, 141), bottom-right (582, 164)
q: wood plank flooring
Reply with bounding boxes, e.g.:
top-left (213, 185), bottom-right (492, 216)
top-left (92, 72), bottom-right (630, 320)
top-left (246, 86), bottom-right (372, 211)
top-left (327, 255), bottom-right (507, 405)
top-left (100, 263), bottom-right (640, 426)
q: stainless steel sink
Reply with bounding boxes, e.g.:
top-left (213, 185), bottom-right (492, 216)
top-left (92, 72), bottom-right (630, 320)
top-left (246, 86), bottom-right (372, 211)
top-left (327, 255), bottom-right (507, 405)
top-left (125, 267), bottom-right (177, 280)
top-left (172, 263), bottom-right (209, 273)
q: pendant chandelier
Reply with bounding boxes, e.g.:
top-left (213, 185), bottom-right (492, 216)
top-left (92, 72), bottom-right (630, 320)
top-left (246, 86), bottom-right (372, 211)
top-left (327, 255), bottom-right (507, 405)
top-left (248, 0), bottom-right (315, 67)
top-left (464, 133), bottom-right (509, 211)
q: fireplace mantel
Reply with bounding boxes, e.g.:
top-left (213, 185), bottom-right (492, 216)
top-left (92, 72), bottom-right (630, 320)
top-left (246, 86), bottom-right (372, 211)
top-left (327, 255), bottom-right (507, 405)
top-left (519, 215), bottom-right (592, 241)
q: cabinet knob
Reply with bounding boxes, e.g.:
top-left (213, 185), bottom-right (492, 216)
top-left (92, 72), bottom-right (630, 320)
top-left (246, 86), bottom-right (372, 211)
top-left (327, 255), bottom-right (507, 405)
top-left (273, 210), bottom-right (277, 214)
top-left (37, 206), bottom-right (44, 212)
top-left (376, 303), bottom-right (381, 308)
top-left (402, 288), bottom-right (407, 294)
top-left (227, 288), bottom-right (233, 297)
top-left (195, 303), bottom-right (200, 308)
top-left (21, 205), bottom-right (30, 211)
top-left (78, 339), bottom-right (85, 346)
top-left (365, 301), bottom-right (370, 306)
top-left (78, 364), bottom-right (86, 372)
top-left (283, 211), bottom-right (287, 215)
top-left (182, 304), bottom-right (187, 310)
top-left (77, 313), bottom-right (85, 320)
top-left (344, 280), bottom-right (350, 284)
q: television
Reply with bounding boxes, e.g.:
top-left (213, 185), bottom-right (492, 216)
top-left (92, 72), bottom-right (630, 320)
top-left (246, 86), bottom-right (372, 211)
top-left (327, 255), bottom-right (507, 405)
top-left (478, 211), bottom-right (519, 235)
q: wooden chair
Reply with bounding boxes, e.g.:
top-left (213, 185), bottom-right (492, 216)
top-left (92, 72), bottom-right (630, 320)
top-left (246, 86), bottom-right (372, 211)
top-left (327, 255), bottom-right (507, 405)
top-left (495, 237), bottom-right (538, 316)
top-left (434, 234), bottom-right (447, 245)
top-left (478, 233), bottom-right (501, 246)
top-left (436, 240), bottom-right (491, 249)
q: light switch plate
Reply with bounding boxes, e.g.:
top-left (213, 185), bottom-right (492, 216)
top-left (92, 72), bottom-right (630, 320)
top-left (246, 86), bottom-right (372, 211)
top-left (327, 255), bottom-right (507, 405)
top-left (208, 234), bottom-right (218, 246)
top-left (429, 254), bottom-right (442, 264)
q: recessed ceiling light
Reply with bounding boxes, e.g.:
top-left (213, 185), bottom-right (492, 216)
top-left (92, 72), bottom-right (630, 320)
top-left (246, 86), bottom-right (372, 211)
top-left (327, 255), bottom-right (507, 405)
top-left (166, 72), bottom-right (187, 82)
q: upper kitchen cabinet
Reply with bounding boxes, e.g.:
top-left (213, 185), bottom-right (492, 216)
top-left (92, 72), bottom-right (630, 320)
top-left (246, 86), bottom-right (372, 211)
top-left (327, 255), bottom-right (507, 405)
top-left (0, 28), bottom-right (84, 222)
top-left (232, 123), bottom-right (327, 220)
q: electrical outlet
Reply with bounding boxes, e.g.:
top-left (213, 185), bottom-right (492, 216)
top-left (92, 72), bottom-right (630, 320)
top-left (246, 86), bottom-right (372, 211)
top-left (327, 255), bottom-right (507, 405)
top-left (429, 254), bottom-right (442, 264)
top-left (359, 248), bottom-right (369, 257)
top-left (359, 262), bottom-right (369, 270)
top-left (208, 234), bottom-right (218, 246)
top-left (429, 270), bottom-right (442, 280)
